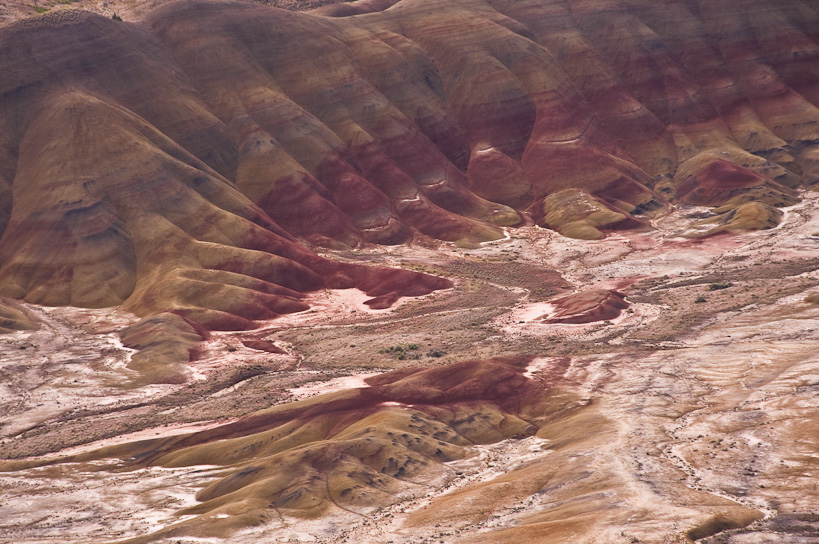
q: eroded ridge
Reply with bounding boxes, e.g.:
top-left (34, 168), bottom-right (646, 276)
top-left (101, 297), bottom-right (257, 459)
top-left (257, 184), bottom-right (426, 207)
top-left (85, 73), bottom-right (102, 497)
top-left (0, 0), bottom-right (819, 373)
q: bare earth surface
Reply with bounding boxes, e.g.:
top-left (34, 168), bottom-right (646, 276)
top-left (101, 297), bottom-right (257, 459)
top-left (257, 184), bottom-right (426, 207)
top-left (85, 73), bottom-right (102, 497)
top-left (0, 0), bottom-right (340, 25)
top-left (3, 193), bottom-right (819, 543)
top-left (0, 0), bottom-right (818, 541)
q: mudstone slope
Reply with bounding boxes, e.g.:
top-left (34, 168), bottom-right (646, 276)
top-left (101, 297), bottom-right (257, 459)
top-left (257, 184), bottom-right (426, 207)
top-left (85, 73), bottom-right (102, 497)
top-left (0, 0), bottom-right (817, 341)
top-left (2, 0), bottom-right (819, 543)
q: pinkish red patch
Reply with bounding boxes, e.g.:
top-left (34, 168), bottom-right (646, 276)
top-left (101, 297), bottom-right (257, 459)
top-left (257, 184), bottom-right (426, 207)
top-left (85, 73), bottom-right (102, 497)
top-left (543, 289), bottom-right (628, 324)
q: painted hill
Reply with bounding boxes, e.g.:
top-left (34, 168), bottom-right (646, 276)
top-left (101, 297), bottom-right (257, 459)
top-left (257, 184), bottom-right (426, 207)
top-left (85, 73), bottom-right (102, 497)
top-left (3, 3), bottom-right (819, 542)
top-left (1, 0), bottom-right (818, 350)
top-left (0, 356), bottom-right (568, 542)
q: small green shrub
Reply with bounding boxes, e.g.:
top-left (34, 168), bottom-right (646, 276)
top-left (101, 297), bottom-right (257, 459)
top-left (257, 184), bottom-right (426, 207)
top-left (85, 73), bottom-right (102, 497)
top-left (708, 282), bottom-right (733, 291)
top-left (381, 344), bottom-right (444, 360)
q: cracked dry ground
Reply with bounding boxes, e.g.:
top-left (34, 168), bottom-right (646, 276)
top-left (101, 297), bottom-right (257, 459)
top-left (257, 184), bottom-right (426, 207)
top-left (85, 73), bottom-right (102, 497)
top-left (3, 197), bottom-right (819, 544)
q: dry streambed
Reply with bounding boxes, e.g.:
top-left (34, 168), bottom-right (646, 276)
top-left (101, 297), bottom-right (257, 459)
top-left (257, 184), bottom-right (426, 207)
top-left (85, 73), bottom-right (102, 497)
top-left (3, 198), bottom-right (819, 543)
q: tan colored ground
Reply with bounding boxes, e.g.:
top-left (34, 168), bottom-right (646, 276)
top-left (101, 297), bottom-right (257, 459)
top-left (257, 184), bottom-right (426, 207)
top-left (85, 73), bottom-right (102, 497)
top-left (1, 1), bottom-right (819, 541)
top-left (0, 0), bottom-right (340, 25)
top-left (3, 193), bottom-right (819, 543)
top-left (3, 0), bottom-right (818, 342)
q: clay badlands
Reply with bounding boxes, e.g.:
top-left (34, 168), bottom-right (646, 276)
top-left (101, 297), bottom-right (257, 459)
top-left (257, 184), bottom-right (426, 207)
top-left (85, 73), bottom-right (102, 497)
top-left (2, 0), bottom-right (819, 542)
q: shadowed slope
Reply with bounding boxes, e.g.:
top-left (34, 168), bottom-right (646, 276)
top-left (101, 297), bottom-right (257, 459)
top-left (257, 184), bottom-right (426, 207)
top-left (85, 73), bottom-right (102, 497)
top-left (1, 0), bottom-right (819, 344)
top-left (0, 10), bottom-right (453, 349)
top-left (0, 298), bottom-right (37, 333)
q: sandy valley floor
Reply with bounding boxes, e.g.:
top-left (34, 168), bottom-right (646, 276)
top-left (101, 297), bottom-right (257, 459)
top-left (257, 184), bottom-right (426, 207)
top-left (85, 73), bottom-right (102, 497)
top-left (3, 195), bottom-right (819, 543)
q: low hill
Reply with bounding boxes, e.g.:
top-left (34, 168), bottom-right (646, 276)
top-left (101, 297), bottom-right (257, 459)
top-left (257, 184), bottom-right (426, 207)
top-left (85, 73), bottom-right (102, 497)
top-left (0, 0), bottom-right (817, 354)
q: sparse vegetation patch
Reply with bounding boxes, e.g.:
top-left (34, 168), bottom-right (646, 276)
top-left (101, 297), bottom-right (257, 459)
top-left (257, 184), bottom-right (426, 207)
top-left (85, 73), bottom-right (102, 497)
top-left (380, 344), bottom-right (420, 360)
top-left (708, 282), bottom-right (734, 291)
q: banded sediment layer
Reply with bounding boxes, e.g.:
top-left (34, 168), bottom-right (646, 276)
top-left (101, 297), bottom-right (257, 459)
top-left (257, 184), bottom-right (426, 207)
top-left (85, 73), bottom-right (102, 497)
top-left (2, 1), bottom-right (819, 543)
top-left (0, 0), bottom-right (818, 349)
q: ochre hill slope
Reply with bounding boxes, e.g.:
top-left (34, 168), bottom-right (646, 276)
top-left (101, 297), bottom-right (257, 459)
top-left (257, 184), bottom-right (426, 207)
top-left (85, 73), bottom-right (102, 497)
top-left (1, 0), bottom-right (819, 342)
top-left (0, 356), bottom-right (764, 543)
top-left (0, 356), bottom-right (580, 541)
top-left (0, 8), bottom-right (454, 354)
